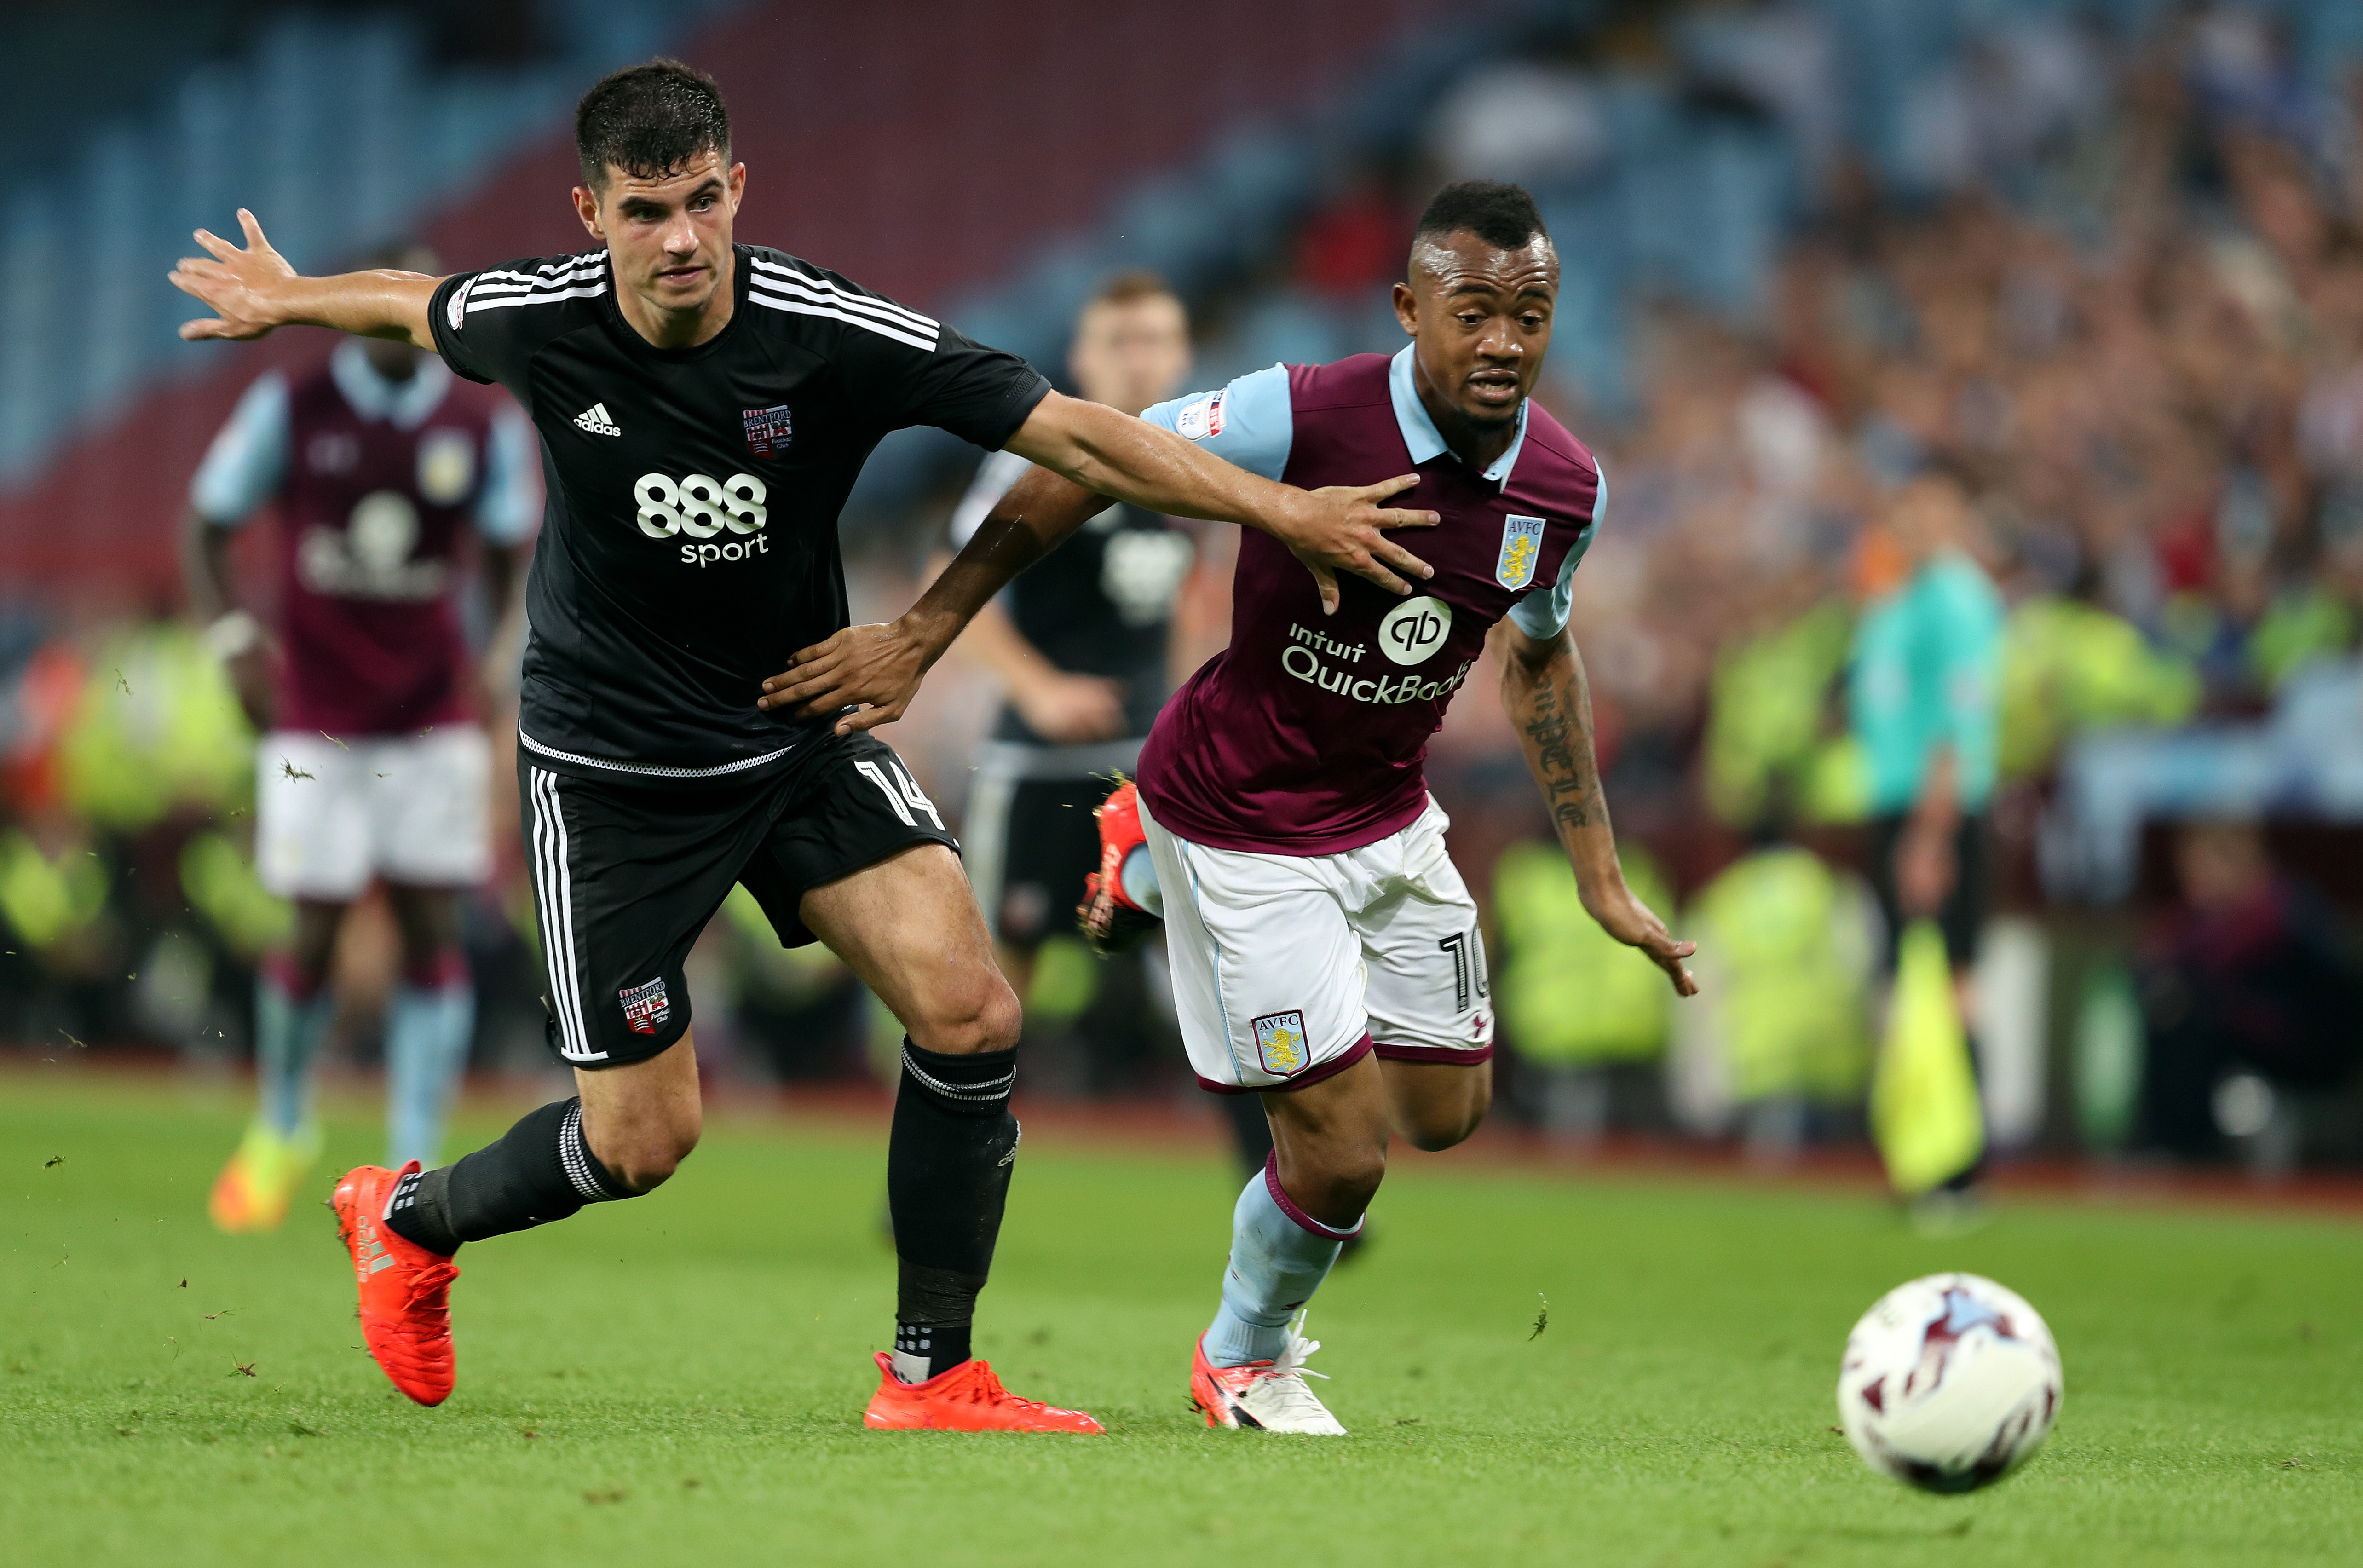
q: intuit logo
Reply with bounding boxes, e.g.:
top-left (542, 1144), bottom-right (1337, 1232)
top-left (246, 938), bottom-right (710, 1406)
top-left (1287, 623), bottom-right (1367, 662)
top-left (1281, 620), bottom-right (1473, 706)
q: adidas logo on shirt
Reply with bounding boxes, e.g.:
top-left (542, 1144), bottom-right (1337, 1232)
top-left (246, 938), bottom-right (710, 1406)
top-left (573, 402), bottom-right (621, 437)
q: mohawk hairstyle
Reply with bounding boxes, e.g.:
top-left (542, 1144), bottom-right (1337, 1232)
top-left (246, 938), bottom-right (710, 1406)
top-left (575, 58), bottom-right (732, 191)
top-left (1413, 180), bottom-right (1550, 252)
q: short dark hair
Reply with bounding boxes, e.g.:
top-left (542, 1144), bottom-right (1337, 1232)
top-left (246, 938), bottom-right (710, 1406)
top-left (575, 58), bottom-right (731, 191)
top-left (361, 237), bottom-right (437, 274)
top-left (1413, 180), bottom-right (1550, 252)
top-left (1087, 270), bottom-right (1178, 310)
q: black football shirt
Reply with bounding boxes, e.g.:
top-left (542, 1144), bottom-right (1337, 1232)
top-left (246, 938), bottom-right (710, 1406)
top-left (948, 450), bottom-right (1197, 748)
top-left (428, 244), bottom-right (1050, 784)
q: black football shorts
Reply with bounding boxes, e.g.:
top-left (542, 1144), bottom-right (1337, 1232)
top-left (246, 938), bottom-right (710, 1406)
top-left (962, 773), bottom-right (1110, 949)
top-left (519, 731), bottom-right (958, 1067)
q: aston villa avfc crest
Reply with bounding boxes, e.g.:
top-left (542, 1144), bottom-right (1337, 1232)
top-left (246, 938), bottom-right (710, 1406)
top-left (742, 403), bottom-right (794, 458)
top-left (1252, 1010), bottom-right (1310, 1077)
top-left (1496, 514), bottom-right (1545, 591)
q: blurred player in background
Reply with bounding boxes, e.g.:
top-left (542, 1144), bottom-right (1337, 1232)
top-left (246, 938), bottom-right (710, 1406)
top-left (946, 271), bottom-right (1195, 998)
top-left (185, 240), bottom-right (537, 1233)
top-left (788, 181), bottom-right (1695, 1435)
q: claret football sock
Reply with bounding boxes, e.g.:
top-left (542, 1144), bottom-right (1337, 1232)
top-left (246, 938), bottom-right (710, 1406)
top-left (1203, 1155), bottom-right (1360, 1368)
top-left (385, 950), bottom-right (475, 1168)
top-left (254, 958), bottom-right (334, 1138)
top-left (383, 1096), bottom-right (624, 1257)
top-left (886, 1038), bottom-right (1020, 1384)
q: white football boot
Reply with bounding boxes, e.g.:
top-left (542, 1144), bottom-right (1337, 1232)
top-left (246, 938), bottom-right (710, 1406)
top-left (1191, 1313), bottom-right (1348, 1435)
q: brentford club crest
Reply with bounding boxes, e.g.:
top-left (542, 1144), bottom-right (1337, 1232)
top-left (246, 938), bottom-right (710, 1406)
top-left (742, 403), bottom-right (794, 457)
top-left (619, 977), bottom-right (671, 1035)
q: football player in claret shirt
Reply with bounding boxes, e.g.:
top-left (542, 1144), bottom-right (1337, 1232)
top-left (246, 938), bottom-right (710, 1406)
top-left (170, 58), bottom-right (1430, 1432)
top-left (789, 181), bottom-right (1699, 1434)
top-left (184, 240), bottom-right (537, 1233)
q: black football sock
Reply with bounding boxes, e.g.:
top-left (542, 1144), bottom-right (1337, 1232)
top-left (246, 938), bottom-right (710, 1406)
top-left (886, 1038), bottom-right (1019, 1384)
top-left (385, 1097), bottom-right (624, 1256)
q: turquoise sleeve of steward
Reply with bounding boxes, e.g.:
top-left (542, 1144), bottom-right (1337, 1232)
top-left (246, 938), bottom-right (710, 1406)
top-left (1137, 363), bottom-right (1294, 481)
top-left (188, 371), bottom-right (291, 527)
top-left (1933, 561), bottom-right (2006, 801)
top-left (1506, 458), bottom-right (1606, 639)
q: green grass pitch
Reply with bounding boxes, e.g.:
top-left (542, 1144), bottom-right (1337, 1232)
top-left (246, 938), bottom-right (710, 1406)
top-left (4, 1070), bottom-right (2357, 1567)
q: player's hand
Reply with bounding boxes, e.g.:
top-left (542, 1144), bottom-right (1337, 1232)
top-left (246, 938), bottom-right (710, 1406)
top-left (759, 620), bottom-right (930, 736)
top-left (1587, 884), bottom-right (1700, 997)
top-left (1013, 671), bottom-right (1125, 744)
top-left (172, 210), bottom-right (297, 341)
top-left (1267, 474), bottom-right (1438, 616)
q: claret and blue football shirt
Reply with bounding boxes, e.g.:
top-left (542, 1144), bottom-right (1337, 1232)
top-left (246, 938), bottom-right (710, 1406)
top-left (1132, 346), bottom-right (1604, 853)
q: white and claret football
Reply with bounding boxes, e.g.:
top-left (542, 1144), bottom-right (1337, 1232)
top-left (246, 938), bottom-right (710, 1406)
top-left (1837, 1272), bottom-right (2063, 1493)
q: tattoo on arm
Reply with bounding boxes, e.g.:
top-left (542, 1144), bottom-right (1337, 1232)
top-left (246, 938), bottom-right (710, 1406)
top-left (1516, 650), bottom-right (1608, 838)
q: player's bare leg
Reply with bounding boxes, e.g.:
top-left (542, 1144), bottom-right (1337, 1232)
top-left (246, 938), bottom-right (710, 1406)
top-left (1191, 1059), bottom-right (1379, 1435)
top-left (210, 899), bottom-right (343, 1232)
top-left (1192, 1055), bottom-right (1494, 1435)
top-left (573, 1032), bottom-right (704, 1191)
top-left (1379, 1058), bottom-right (1493, 1153)
top-left (800, 843), bottom-right (1101, 1432)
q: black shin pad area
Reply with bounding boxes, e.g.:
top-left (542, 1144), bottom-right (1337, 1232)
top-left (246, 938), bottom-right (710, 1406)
top-left (887, 1040), bottom-right (1019, 1331)
top-left (386, 1097), bottom-right (622, 1255)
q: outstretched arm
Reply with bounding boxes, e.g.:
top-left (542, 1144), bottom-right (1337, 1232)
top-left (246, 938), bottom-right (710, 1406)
top-left (757, 465), bottom-right (1118, 731)
top-left (1007, 391), bottom-right (1434, 615)
top-left (1498, 618), bottom-right (1698, 996)
top-left (917, 549), bottom-right (1126, 744)
top-left (170, 210), bottom-right (440, 348)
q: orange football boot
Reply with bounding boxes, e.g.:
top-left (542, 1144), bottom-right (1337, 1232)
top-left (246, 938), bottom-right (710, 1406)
top-left (1077, 777), bottom-right (1159, 955)
top-left (863, 1353), bottom-right (1105, 1433)
top-left (330, 1161), bottom-right (459, 1407)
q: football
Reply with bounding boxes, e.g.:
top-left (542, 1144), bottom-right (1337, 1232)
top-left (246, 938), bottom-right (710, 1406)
top-left (1837, 1272), bottom-right (2063, 1493)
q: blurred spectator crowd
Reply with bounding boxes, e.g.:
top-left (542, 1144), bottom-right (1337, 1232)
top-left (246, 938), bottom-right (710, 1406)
top-left (8, 2), bottom-right (2363, 1172)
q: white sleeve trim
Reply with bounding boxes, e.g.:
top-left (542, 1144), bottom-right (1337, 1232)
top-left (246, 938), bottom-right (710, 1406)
top-left (1506, 457), bottom-right (1605, 639)
top-left (189, 371), bottom-right (291, 526)
top-left (948, 448), bottom-right (1036, 548)
top-left (1137, 363), bottom-right (1293, 482)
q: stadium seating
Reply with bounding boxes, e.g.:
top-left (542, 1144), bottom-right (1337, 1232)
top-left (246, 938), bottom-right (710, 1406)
top-left (0, 0), bottom-right (1479, 590)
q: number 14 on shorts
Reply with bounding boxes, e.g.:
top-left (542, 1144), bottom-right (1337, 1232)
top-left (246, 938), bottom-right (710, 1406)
top-left (855, 759), bottom-right (944, 831)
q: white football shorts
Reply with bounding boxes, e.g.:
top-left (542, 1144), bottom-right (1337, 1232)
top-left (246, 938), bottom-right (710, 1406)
top-left (255, 725), bottom-right (493, 901)
top-left (1141, 794), bottom-right (1494, 1094)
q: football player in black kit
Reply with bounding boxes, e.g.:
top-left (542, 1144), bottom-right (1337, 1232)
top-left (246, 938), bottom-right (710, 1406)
top-left (169, 58), bottom-right (1436, 1430)
top-left (942, 272), bottom-right (1286, 1173)
top-left (944, 272), bottom-right (1199, 997)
